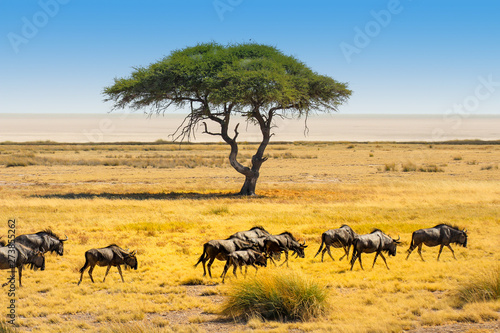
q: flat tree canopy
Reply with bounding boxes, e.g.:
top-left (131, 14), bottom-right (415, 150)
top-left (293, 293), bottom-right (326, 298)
top-left (104, 42), bottom-right (351, 195)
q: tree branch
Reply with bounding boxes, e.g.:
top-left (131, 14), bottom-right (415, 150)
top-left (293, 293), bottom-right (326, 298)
top-left (233, 123), bottom-right (240, 141)
top-left (202, 122), bottom-right (222, 136)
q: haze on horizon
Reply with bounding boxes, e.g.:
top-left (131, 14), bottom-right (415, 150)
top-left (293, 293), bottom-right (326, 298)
top-left (1, 0), bottom-right (499, 116)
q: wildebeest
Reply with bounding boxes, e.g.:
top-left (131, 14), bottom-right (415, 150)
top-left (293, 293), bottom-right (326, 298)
top-left (78, 244), bottom-right (138, 285)
top-left (350, 229), bottom-right (401, 270)
top-left (406, 224), bottom-right (468, 261)
top-left (194, 238), bottom-right (255, 278)
top-left (229, 226), bottom-right (270, 241)
top-left (220, 249), bottom-right (267, 283)
top-left (14, 229), bottom-right (68, 256)
top-left (0, 243), bottom-right (45, 287)
top-left (314, 225), bottom-right (358, 262)
top-left (264, 232), bottom-right (307, 267)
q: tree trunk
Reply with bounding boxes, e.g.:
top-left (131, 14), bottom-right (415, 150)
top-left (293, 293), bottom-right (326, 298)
top-left (216, 106), bottom-right (272, 196)
top-left (239, 173), bottom-right (259, 196)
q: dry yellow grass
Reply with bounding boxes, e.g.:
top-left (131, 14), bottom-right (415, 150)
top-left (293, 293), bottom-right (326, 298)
top-left (0, 142), bottom-right (499, 332)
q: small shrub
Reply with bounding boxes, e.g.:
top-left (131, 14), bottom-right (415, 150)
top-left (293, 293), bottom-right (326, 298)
top-left (419, 164), bottom-right (444, 172)
top-left (220, 270), bottom-right (329, 322)
top-left (453, 156), bottom-right (463, 161)
top-left (456, 266), bottom-right (500, 306)
top-left (180, 277), bottom-right (205, 286)
top-left (384, 163), bottom-right (397, 172)
top-left (481, 164), bottom-right (498, 171)
top-left (402, 162), bottom-right (417, 172)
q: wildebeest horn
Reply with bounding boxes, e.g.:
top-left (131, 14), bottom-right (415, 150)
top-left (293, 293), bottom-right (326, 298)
top-left (61, 235), bottom-right (68, 242)
top-left (131, 250), bottom-right (137, 255)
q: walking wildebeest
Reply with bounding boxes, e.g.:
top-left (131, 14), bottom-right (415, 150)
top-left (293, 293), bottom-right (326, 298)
top-left (78, 244), bottom-right (138, 285)
top-left (406, 224), bottom-right (468, 261)
top-left (229, 226), bottom-right (270, 241)
top-left (264, 232), bottom-right (307, 267)
top-left (314, 225), bottom-right (358, 262)
top-left (194, 238), bottom-right (255, 278)
top-left (220, 249), bottom-right (267, 283)
top-left (14, 229), bottom-right (68, 255)
top-left (0, 243), bottom-right (45, 287)
top-left (350, 229), bottom-right (401, 270)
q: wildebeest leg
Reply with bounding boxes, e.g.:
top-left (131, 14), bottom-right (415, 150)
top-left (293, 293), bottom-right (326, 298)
top-left (269, 255), bottom-right (277, 266)
top-left (201, 260), bottom-right (207, 277)
top-left (320, 247), bottom-right (327, 262)
top-left (117, 265), bottom-right (125, 282)
top-left (446, 245), bottom-right (457, 260)
top-left (103, 265), bottom-right (112, 282)
top-left (78, 268), bottom-right (86, 285)
top-left (417, 244), bottom-right (425, 262)
top-left (406, 245), bottom-right (414, 260)
top-left (339, 246), bottom-right (348, 261)
top-left (358, 254), bottom-right (364, 270)
top-left (88, 265), bottom-right (96, 283)
top-left (437, 244), bottom-right (445, 261)
top-left (221, 260), bottom-right (231, 283)
top-left (232, 263), bottom-right (238, 279)
top-left (18, 266), bottom-right (23, 288)
top-left (379, 253), bottom-right (390, 270)
top-left (372, 252), bottom-right (379, 268)
top-left (279, 251), bottom-right (289, 267)
top-left (350, 254), bottom-right (358, 270)
top-left (326, 246), bottom-right (335, 262)
top-left (207, 257), bottom-right (215, 278)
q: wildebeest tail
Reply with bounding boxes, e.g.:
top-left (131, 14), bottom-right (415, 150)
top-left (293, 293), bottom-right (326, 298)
top-left (350, 238), bottom-right (359, 266)
top-left (79, 254), bottom-right (90, 274)
top-left (314, 233), bottom-right (326, 258)
top-left (407, 232), bottom-right (416, 253)
top-left (194, 244), bottom-right (207, 268)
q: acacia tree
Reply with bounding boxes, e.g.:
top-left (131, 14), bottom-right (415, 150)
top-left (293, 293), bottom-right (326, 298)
top-left (104, 43), bottom-right (351, 195)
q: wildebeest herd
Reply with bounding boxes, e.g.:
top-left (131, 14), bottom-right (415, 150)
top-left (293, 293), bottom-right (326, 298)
top-left (0, 224), bottom-right (468, 286)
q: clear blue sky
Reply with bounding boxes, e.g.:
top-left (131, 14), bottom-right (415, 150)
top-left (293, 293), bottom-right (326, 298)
top-left (1, 0), bottom-right (499, 115)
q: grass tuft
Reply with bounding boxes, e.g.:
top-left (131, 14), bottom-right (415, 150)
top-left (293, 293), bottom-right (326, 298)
top-left (220, 270), bottom-right (329, 322)
top-left (455, 266), bottom-right (500, 306)
top-left (0, 322), bottom-right (16, 333)
top-left (402, 162), bottom-right (417, 172)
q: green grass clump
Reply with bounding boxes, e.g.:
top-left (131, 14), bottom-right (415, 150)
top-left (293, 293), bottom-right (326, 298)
top-left (221, 270), bottom-right (328, 322)
top-left (456, 266), bottom-right (500, 306)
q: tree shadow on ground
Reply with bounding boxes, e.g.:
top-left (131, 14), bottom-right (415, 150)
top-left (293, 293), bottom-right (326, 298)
top-left (32, 191), bottom-right (244, 201)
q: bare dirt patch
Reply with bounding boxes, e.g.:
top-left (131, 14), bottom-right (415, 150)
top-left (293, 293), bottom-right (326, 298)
top-left (405, 320), bottom-right (500, 333)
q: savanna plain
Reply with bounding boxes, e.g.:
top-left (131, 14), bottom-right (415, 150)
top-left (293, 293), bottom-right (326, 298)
top-left (0, 141), bottom-right (499, 333)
